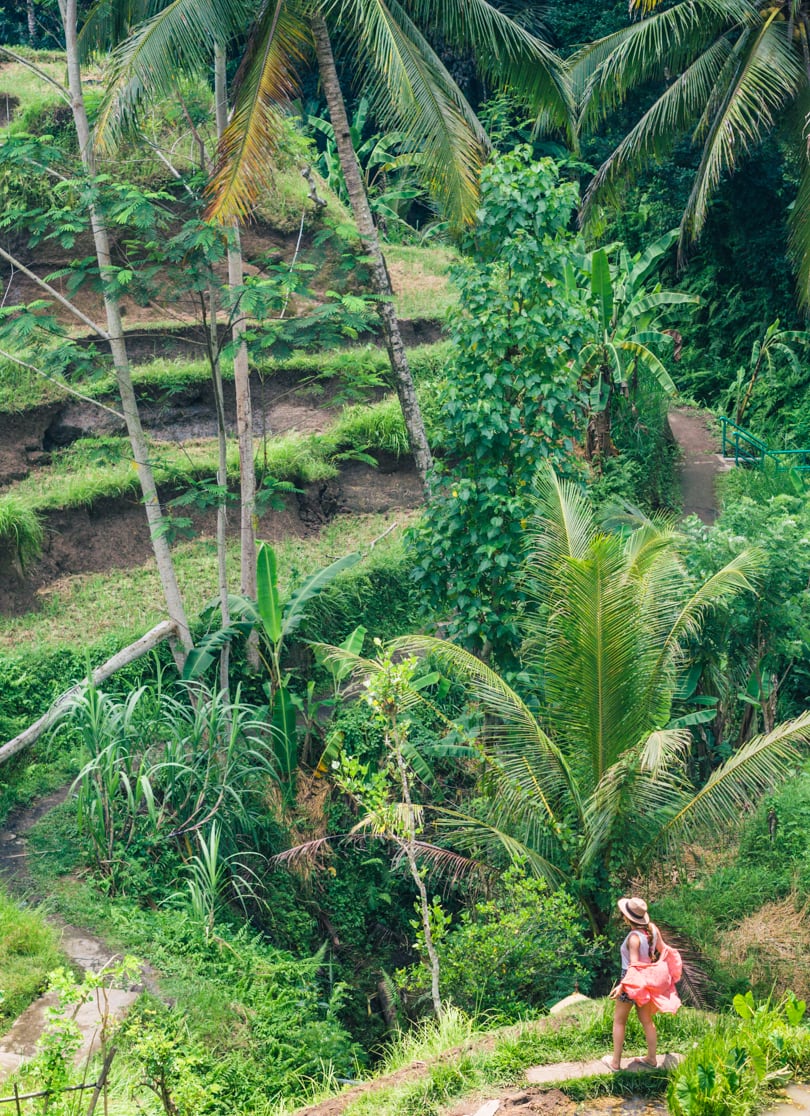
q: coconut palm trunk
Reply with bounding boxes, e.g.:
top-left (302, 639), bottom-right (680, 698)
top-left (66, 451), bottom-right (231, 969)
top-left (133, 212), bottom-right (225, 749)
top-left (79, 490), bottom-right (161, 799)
top-left (27, 0), bottom-right (37, 46)
top-left (59, 0), bottom-right (193, 661)
top-left (311, 10), bottom-right (433, 491)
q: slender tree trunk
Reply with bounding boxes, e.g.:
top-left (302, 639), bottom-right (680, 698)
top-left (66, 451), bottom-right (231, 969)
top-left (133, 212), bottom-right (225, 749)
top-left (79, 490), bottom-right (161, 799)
top-left (206, 285), bottom-right (231, 698)
top-left (27, 0), bottom-right (37, 46)
top-left (60, 0), bottom-right (192, 663)
top-left (393, 738), bottom-right (442, 1018)
top-left (215, 44), bottom-right (260, 667)
top-left (311, 11), bottom-right (433, 493)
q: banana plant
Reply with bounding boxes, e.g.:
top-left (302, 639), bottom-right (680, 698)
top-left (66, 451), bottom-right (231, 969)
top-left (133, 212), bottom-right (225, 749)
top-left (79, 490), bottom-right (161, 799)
top-left (308, 98), bottom-right (426, 233)
top-left (184, 541), bottom-right (362, 784)
top-left (574, 230), bottom-right (699, 461)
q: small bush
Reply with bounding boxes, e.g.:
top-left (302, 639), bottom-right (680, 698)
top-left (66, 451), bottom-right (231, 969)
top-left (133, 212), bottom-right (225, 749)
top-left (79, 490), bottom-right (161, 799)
top-left (668, 991), bottom-right (810, 1116)
top-left (398, 867), bottom-right (602, 1019)
top-left (332, 396), bottom-right (411, 457)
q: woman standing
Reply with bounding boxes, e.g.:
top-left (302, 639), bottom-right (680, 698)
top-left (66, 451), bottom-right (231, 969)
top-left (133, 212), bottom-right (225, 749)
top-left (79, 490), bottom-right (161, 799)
top-left (603, 896), bottom-right (681, 1071)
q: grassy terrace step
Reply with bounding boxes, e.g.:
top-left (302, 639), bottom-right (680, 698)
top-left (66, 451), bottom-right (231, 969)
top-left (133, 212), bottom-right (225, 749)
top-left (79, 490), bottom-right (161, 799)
top-left (0, 339), bottom-right (451, 416)
top-left (0, 342), bottom-right (448, 557)
top-left (0, 393), bottom-right (425, 531)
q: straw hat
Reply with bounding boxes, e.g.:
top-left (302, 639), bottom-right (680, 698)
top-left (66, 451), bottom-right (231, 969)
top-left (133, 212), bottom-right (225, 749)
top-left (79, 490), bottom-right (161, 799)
top-left (617, 897), bottom-right (650, 926)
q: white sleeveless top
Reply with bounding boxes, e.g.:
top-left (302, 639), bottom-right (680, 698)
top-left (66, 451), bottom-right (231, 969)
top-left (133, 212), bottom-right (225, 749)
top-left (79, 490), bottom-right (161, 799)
top-left (620, 925), bottom-right (660, 975)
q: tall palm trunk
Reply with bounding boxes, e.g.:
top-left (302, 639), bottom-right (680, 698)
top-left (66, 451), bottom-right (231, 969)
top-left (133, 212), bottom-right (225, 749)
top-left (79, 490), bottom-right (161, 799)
top-left (311, 11), bottom-right (433, 492)
top-left (215, 45), bottom-right (260, 668)
top-left (60, 0), bottom-right (193, 662)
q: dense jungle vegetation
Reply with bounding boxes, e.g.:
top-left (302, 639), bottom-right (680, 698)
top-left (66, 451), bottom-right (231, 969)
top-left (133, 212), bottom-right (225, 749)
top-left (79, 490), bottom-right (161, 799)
top-left (2, 1), bottom-right (810, 1114)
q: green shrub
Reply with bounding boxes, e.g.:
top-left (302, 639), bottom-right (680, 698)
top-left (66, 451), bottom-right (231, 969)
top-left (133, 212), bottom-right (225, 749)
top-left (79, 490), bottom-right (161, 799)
top-left (332, 396), bottom-right (411, 457)
top-left (398, 867), bottom-right (602, 1020)
top-left (116, 922), bottom-right (363, 1113)
top-left (294, 546), bottom-right (423, 648)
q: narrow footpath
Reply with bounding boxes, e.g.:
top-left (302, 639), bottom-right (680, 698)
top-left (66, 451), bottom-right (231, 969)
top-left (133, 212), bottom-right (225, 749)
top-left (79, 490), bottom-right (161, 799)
top-left (667, 406), bottom-right (730, 523)
top-left (0, 788), bottom-right (156, 1078)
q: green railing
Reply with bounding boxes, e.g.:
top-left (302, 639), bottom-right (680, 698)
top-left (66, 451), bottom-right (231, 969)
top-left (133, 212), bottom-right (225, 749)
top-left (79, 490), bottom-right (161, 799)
top-left (720, 416), bottom-right (810, 473)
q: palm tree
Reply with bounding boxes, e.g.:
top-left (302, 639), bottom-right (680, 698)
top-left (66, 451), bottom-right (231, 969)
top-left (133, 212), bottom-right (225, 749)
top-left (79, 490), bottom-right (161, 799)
top-left (570, 0), bottom-right (810, 305)
top-left (395, 467), bottom-right (810, 930)
top-left (94, 0), bottom-right (573, 490)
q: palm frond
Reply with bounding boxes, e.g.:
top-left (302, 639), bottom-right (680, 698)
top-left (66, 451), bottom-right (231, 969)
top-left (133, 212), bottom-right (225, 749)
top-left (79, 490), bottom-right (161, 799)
top-left (79, 0), bottom-right (153, 58)
top-left (570, 0), bottom-right (754, 125)
top-left (398, 839), bottom-right (482, 885)
top-left (649, 548), bottom-right (763, 695)
top-left (788, 92), bottom-right (810, 308)
top-left (679, 15), bottom-right (804, 247)
top-left (581, 731), bottom-right (691, 870)
top-left (207, 0), bottom-right (309, 221)
top-left (432, 806), bottom-right (567, 887)
top-left (526, 464), bottom-right (595, 576)
top-left (326, 0), bottom-right (487, 227)
top-left (95, 0), bottom-right (246, 151)
top-left (652, 709), bottom-right (810, 847)
top-left (542, 536), bottom-right (657, 787)
top-left (389, 634), bottom-right (580, 819)
top-left (388, 0), bottom-right (573, 136)
top-left (581, 35), bottom-right (733, 221)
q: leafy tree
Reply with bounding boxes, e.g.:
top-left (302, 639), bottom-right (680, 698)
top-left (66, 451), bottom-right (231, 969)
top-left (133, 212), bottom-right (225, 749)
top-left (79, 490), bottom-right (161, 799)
top-left (409, 150), bottom-right (592, 662)
top-left (682, 485), bottom-right (810, 763)
top-left (401, 467), bottom-right (810, 931)
top-left (570, 0), bottom-right (810, 306)
top-left (0, 9), bottom-right (194, 663)
top-left (94, 0), bottom-right (573, 490)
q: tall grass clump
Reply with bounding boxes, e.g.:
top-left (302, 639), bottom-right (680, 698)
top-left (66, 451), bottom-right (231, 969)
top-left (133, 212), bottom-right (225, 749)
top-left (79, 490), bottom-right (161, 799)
top-left (0, 887), bottom-right (63, 1025)
top-left (0, 494), bottom-right (43, 567)
top-left (331, 397), bottom-right (410, 457)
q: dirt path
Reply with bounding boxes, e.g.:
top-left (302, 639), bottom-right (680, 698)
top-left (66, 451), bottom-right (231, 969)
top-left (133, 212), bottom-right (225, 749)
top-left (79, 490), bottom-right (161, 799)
top-left (0, 788), bottom-right (157, 1077)
top-left (667, 407), bottom-right (730, 524)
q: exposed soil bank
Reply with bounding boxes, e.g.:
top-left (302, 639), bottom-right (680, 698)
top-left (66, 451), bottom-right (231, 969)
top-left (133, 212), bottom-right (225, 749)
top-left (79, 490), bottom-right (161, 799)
top-left (0, 455), bottom-right (422, 617)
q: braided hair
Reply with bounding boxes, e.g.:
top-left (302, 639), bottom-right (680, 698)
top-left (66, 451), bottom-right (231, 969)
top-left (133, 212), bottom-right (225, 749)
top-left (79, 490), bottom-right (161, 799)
top-left (644, 922), bottom-right (660, 963)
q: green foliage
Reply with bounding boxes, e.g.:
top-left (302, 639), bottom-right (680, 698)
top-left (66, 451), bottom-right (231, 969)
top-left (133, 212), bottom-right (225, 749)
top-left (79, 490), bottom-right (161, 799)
top-left (410, 150), bottom-right (592, 659)
top-left (68, 681), bottom-right (276, 898)
top-left (589, 370), bottom-right (679, 512)
top-left (115, 923), bottom-right (363, 1112)
top-left (577, 231), bottom-right (697, 460)
top-left (668, 992), bottom-right (810, 1116)
top-left (682, 489), bottom-right (810, 753)
top-left (398, 866), bottom-right (602, 1019)
top-left (331, 396), bottom-right (412, 458)
top-left (293, 544), bottom-right (423, 648)
top-left (399, 468), bottom-right (810, 929)
top-left (0, 886), bottom-right (62, 1026)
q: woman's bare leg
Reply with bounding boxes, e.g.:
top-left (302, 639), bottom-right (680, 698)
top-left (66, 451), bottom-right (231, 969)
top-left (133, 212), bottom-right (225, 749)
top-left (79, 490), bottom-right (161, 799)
top-left (610, 999), bottom-right (633, 1069)
top-left (636, 1003), bottom-right (658, 1066)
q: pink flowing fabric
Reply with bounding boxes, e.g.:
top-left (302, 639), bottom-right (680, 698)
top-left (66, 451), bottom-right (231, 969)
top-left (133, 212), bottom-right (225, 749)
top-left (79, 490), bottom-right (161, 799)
top-left (620, 944), bottom-right (683, 1014)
